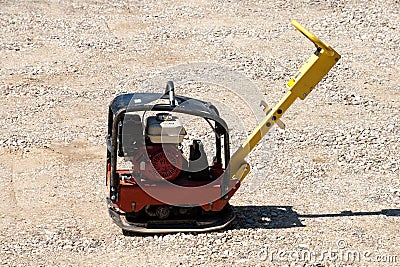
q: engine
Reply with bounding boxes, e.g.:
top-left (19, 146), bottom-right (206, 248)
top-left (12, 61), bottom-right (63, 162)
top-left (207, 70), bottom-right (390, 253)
top-left (140, 144), bottom-right (183, 181)
top-left (130, 113), bottom-right (186, 181)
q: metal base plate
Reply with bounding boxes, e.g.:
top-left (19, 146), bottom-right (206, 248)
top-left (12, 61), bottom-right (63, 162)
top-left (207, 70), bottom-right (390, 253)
top-left (108, 203), bottom-right (235, 234)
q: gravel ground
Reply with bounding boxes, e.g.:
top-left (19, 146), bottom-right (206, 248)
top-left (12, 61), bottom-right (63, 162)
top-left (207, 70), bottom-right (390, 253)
top-left (0, 0), bottom-right (399, 266)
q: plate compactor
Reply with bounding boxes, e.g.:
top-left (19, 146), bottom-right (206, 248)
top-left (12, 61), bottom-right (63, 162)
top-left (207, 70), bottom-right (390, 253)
top-left (106, 21), bottom-right (341, 234)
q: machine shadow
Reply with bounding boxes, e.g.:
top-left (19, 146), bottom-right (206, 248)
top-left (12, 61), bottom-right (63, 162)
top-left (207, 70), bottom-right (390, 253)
top-left (121, 207), bottom-right (400, 236)
top-left (231, 205), bottom-right (400, 230)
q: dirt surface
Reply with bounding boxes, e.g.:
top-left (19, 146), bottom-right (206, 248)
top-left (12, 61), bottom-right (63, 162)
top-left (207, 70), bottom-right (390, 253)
top-left (0, 0), bottom-right (399, 266)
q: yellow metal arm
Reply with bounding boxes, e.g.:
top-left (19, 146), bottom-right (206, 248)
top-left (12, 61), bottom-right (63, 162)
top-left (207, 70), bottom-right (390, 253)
top-left (229, 20), bottom-right (341, 181)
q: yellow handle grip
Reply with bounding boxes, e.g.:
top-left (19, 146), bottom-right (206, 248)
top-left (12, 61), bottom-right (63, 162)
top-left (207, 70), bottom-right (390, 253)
top-left (291, 20), bottom-right (333, 55)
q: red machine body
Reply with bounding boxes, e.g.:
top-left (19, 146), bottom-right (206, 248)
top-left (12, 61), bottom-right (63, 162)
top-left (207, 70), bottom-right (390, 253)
top-left (106, 82), bottom-right (238, 233)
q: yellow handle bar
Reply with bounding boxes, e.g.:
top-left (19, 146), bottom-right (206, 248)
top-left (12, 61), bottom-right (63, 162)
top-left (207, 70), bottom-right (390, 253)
top-left (291, 20), bottom-right (334, 56)
top-left (227, 20), bottom-right (340, 184)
